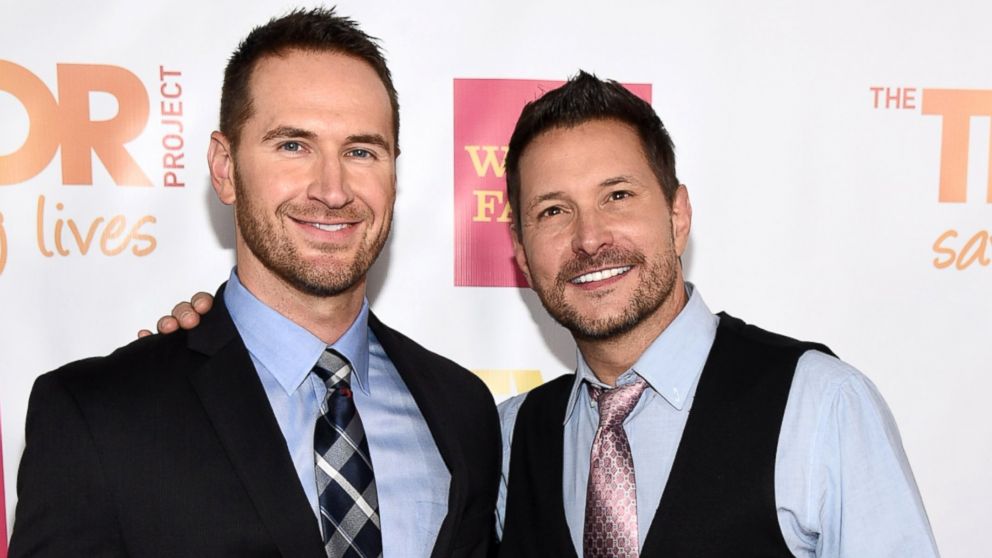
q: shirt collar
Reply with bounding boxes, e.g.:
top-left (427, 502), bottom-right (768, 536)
top-left (563, 282), bottom-right (719, 423)
top-left (224, 269), bottom-right (372, 396)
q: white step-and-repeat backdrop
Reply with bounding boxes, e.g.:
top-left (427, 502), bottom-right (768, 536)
top-left (2, 1), bottom-right (989, 555)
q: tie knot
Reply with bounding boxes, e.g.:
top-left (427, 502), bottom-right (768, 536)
top-left (589, 376), bottom-right (648, 427)
top-left (313, 348), bottom-right (351, 390)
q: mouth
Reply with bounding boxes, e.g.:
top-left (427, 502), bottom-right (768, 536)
top-left (291, 217), bottom-right (356, 233)
top-left (570, 265), bottom-right (632, 285)
top-left (307, 221), bottom-right (350, 232)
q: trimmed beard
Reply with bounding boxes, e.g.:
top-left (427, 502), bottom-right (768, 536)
top-left (532, 245), bottom-right (677, 341)
top-left (233, 175), bottom-right (391, 298)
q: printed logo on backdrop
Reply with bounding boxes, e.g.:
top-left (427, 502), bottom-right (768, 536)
top-left (453, 79), bottom-right (652, 287)
top-left (1, 409), bottom-right (7, 558)
top-left (473, 369), bottom-right (543, 399)
top-left (0, 60), bottom-right (188, 276)
top-left (871, 86), bottom-right (992, 270)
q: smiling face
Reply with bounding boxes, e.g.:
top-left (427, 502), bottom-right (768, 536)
top-left (209, 49), bottom-right (396, 300)
top-left (512, 119), bottom-right (691, 341)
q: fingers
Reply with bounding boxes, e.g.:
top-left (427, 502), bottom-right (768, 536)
top-left (190, 292), bottom-right (214, 314)
top-left (145, 292), bottom-right (214, 337)
top-left (156, 315), bottom-right (180, 334)
top-left (171, 302), bottom-right (201, 330)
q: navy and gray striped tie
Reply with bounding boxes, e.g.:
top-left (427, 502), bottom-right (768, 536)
top-left (313, 349), bottom-right (382, 558)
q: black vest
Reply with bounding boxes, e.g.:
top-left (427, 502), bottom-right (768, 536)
top-left (499, 313), bottom-right (832, 558)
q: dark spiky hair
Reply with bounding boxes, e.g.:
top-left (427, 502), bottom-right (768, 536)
top-left (505, 71), bottom-right (677, 232)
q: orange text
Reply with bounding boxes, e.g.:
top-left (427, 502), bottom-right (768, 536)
top-left (922, 89), bottom-right (992, 204)
top-left (932, 228), bottom-right (991, 270)
top-left (0, 60), bottom-right (151, 186)
top-left (35, 195), bottom-right (156, 257)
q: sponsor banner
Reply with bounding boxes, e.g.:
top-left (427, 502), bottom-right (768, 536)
top-left (452, 79), bottom-right (651, 287)
top-left (870, 85), bottom-right (992, 270)
top-left (0, 59), bottom-right (189, 278)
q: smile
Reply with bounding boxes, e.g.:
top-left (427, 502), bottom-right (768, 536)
top-left (570, 266), bottom-right (632, 284)
top-left (309, 221), bottom-right (349, 232)
top-left (291, 216), bottom-right (355, 233)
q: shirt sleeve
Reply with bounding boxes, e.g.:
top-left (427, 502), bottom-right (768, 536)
top-left (495, 393), bottom-right (527, 540)
top-left (776, 350), bottom-right (940, 557)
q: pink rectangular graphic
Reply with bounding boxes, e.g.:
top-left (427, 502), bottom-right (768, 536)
top-left (453, 79), bottom-right (651, 287)
top-left (1, 409), bottom-right (6, 558)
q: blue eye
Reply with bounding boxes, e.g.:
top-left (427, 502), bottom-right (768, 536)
top-left (280, 141), bottom-right (302, 152)
top-left (348, 148), bottom-right (374, 159)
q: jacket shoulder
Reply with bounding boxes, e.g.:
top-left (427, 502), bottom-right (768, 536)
top-left (38, 329), bottom-right (204, 406)
top-left (368, 312), bottom-right (492, 398)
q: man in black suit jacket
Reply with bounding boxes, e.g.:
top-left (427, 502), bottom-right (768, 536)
top-left (9, 8), bottom-right (499, 558)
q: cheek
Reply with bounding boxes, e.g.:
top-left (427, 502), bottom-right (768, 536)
top-left (373, 187), bottom-right (396, 219)
top-left (521, 239), bottom-right (560, 280)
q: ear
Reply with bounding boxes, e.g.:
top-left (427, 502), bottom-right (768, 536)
top-left (207, 132), bottom-right (237, 205)
top-left (671, 184), bottom-right (692, 257)
top-left (510, 223), bottom-right (533, 287)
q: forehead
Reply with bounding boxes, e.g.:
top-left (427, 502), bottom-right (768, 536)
top-left (517, 119), bottom-right (655, 196)
top-left (245, 49), bottom-right (393, 134)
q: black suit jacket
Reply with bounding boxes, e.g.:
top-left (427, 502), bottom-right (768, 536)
top-left (9, 286), bottom-right (500, 557)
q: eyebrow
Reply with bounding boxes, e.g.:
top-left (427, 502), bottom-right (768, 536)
top-left (347, 133), bottom-right (393, 155)
top-left (261, 126), bottom-right (317, 142)
top-left (260, 127), bottom-right (392, 155)
top-left (526, 191), bottom-right (566, 213)
top-left (600, 175), bottom-right (635, 187)
top-left (525, 175), bottom-right (636, 211)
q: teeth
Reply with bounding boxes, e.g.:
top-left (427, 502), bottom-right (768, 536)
top-left (310, 222), bottom-right (348, 232)
top-left (572, 266), bottom-right (631, 284)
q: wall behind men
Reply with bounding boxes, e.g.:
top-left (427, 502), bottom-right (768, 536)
top-left (1, 1), bottom-right (988, 555)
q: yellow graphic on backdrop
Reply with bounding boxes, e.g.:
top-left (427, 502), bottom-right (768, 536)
top-left (464, 145), bottom-right (508, 178)
top-left (473, 369), bottom-right (543, 398)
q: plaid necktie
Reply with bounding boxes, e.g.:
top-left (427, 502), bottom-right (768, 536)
top-left (583, 376), bottom-right (648, 558)
top-left (313, 349), bottom-right (382, 558)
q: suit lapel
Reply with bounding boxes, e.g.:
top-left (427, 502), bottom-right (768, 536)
top-left (369, 313), bottom-right (465, 558)
top-left (186, 285), bottom-right (324, 558)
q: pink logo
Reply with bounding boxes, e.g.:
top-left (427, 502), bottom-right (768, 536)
top-left (453, 79), bottom-right (651, 287)
top-left (1, 409), bottom-right (7, 558)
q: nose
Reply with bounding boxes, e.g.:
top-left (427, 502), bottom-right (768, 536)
top-left (571, 209), bottom-right (614, 256)
top-left (306, 155), bottom-right (354, 208)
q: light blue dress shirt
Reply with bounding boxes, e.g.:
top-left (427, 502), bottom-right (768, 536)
top-left (225, 270), bottom-right (450, 557)
top-left (497, 284), bottom-right (940, 557)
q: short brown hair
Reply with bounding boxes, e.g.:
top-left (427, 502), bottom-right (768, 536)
top-left (219, 7), bottom-right (400, 153)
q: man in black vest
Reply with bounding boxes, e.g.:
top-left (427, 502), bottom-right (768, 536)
top-left (496, 72), bottom-right (939, 557)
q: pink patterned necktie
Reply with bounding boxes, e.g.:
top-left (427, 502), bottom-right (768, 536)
top-left (583, 376), bottom-right (648, 558)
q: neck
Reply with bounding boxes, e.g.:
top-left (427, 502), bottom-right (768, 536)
top-left (576, 279), bottom-right (688, 386)
top-left (236, 261), bottom-right (366, 346)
